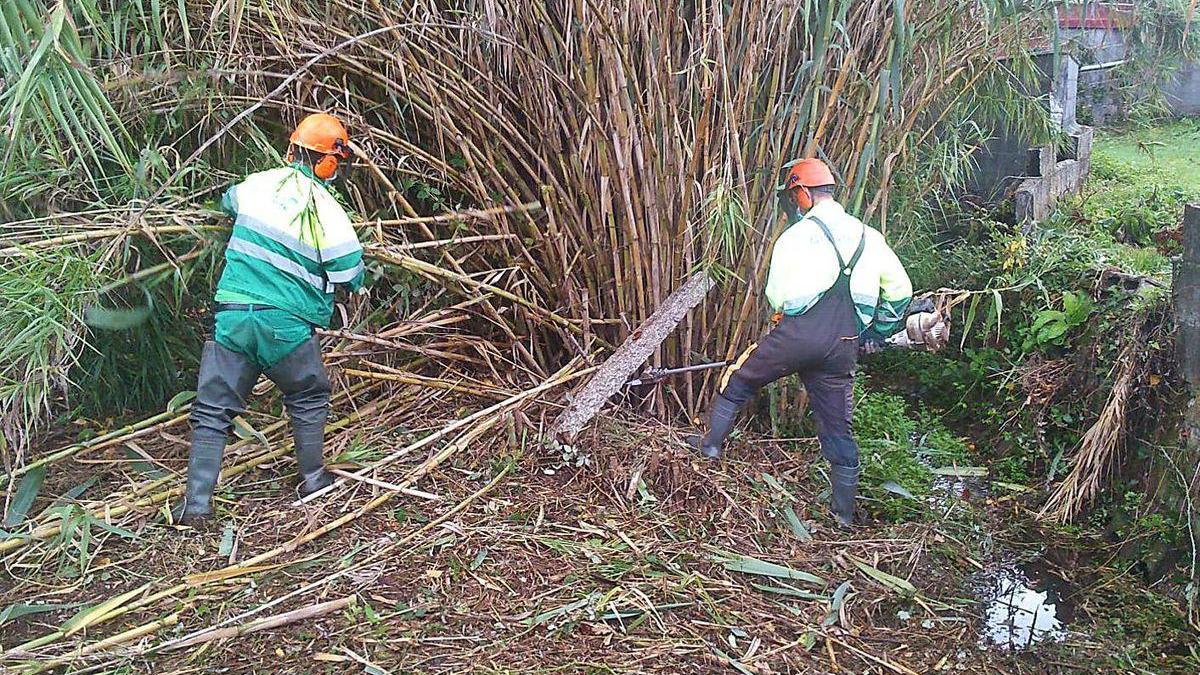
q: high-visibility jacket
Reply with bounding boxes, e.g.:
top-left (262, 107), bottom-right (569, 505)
top-left (214, 164), bottom-right (365, 327)
top-left (764, 199), bottom-right (912, 337)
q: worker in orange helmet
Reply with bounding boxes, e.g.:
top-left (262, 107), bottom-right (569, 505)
top-left (173, 113), bottom-right (366, 525)
top-left (690, 158), bottom-right (913, 527)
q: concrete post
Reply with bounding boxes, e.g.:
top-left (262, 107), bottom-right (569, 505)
top-left (1176, 204), bottom-right (1200, 624)
top-left (1176, 204), bottom-right (1200, 386)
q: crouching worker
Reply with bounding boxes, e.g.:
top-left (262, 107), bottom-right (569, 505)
top-left (173, 113), bottom-right (365, 525)
top-left (690, 159), bottom-right (912, 527)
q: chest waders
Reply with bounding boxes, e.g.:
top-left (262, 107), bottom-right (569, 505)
top-left (691, 215), bottom-right (866, 527)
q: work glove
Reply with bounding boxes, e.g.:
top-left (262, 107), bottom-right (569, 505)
top-left (859, 328), bottom-right (887, 355)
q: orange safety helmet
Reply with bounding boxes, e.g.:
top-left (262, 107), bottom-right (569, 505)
top-left (779, 158), bottom-right (836, 213)
top-left (289, 113), bottom-right (351, 180)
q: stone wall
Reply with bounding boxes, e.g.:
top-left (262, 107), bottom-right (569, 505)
top-left (964, 53), bottom-right (1059, 201)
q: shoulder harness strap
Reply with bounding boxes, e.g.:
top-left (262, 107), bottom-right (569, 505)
top-left (809, 215), bottom-right (866, 276)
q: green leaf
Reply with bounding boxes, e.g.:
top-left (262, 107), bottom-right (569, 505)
top-left (470, 547), bottom-right (488, 571)
top-left (719, 554), bottom-right (826, 586)
top-left (880, 480), bottom-right (915, 500)
top-left (86, 516), bottom-right (138, 540)
top-left (849, 555), bottom-right (917, 596)
top-left (1037, 319), bottom-right (1069, 343)
top-left (990, 289), bottom-right (1004, 342)
top-left (218, 523), bottom-right (235, 557)
top-left (362, 600), bottom-right (380, 625)
top-left (522, 593), bottom-right (596, 626)
top-left (62, 583), bottom-right (149, 636)
top-left (596, 602), bottom-right (691, 621)
top-left (121, 447), bottom-right (167, 478)
top-left (3, 3), bottom-right (67, 142)
top-left (782, 506), bottom-right (813, 542)
top-left (166, 390), bottom-right (196, 412)
top-left (750, 582), bottom-right (827, 601)
top-left (232, 416), bottom-right (271, 449)
top-left (3, 465), bottom-right (45, 527)
top-left (1031, 310), bottom-right (1066, 332)
top-left (960, 294), bottom-right (979, 348)
top-left (0, 601), bottom-right (84, 627)
top-left (930, 466), bottom-right (988, 477)
top-left (823, 580), bottom-right (852, 627)
top-left (761, 473), bottom-right (797, 501)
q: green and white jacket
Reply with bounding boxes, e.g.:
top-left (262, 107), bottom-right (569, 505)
top-left (215, 164), bottom-right (365, 327)
top-left (764, 200), bottom-right (912, 337)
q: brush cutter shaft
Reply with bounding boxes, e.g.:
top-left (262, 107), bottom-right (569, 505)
top-left (628, 360), bottom-right (731, 386)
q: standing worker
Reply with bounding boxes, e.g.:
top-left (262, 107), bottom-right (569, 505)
top-left (173, 113), bottom-right (366, 525)
top-left (690, 159), bottom-right (913, 527)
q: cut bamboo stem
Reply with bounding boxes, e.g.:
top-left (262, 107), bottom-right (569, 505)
top-left (164, 596), bottom-right (355, 651)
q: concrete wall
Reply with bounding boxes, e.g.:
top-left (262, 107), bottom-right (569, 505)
top-left (1166, 61), bottom-right (1200, 116)
top-left (966, 52), bottom-right (1093, 226)
top-left (1064, 25), bottom-right (1200, 120)
top-left (965, 53), bottom-right (1059, 200)
top-left (1013, 128), bottom-right (1093, 225)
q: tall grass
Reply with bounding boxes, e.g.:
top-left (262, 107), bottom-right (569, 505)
top-left (0, 252), bottom-right (104, 470)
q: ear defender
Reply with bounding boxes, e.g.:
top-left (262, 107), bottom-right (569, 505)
top-left (314, 154), bottom-right (339, 180)
top-left (794, 186), bottom-right (813, 212)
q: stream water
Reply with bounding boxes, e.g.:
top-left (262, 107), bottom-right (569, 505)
top-left (929, 472), bottom-right (1079, 652)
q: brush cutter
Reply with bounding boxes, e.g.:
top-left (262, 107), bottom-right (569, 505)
top-left (626, 301), bottom-right (950, 386)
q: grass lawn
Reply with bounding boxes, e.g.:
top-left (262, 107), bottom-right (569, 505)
top-left (1091, 118), bottom-right (1200, 195)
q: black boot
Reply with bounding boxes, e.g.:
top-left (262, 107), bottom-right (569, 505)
top-left (829, 462), bottom-right (861, 527)
top-left (172, 429), bottom-right (227, 525)
top-left (267, 336), bottom-right (334, 500)
top-left (293, 416), bottom-right (333, 497)
top-left (688, 394), bottom-right (741, 460)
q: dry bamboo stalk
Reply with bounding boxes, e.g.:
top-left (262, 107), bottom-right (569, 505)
top-left (329, 468), bottom-right (441, 500)
top-left (342, 368), bottom-right (509, 398)
top-left (369, 249), bottom-right (586, 336)
top-left (163, 596), bottom-right (355, 651)
top-left (1039, 337), bottom-right (1142, 522)
top-left (381, 233), bottom-right (518, 250)
top-left (80, 463), bottom-right (514, 669)
top-left (0, 410), bottom-right (188, 488)
top-left (368, 201), bottom-right (541, 226)
top-left (194, 415), bottom-right (503, 584)
top-left (15, 614), bottom-right (181, 675)
top-left (298, 362), bottom-right (593, 504)
top-left (0, 225), bottom-right (224, 256)
top-left (0, 394), bottom-right (383, 555)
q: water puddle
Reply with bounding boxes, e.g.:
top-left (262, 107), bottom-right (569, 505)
top-left (924, 462), bottom-right (1076, 652)
top-left (973, 561), bottom-right (1073, 651)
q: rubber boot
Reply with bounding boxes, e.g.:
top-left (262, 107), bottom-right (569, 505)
top-left (293, 417), bottom-right (333, 497)
top-left (829, 462), bottom-right (861, 527)
top-left (687, 394), bottom-right (741, 460)
top-left (172, 429), bottom-right (227, 525)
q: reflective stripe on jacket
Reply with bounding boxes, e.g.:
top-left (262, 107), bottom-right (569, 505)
top-left (764, 199), bottom-right (912, 337)
top-left (215, 165), bottom-right (364, 327)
